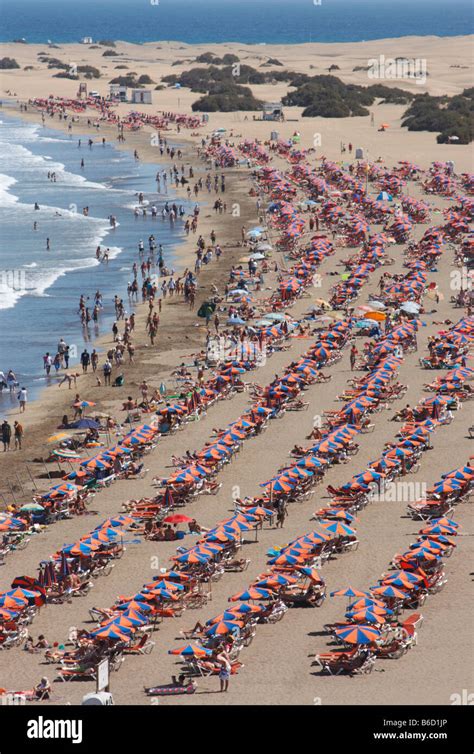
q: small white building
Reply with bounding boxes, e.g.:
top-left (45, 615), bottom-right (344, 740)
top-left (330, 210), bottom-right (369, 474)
top-left (109, 84), bottom-right (128, 102)
top-left (82, 37), bottom-right (93, 45)
top-left (131, 89), bottom-right (152, 105)
top-left (262, 102), bottom-right (284, 121)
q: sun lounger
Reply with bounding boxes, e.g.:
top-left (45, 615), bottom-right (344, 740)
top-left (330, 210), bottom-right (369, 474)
top-left (124, 633), bottom-right (155, 655)
top-left (313, 650), bottom-right (375, 676)
top-left (57, 666), bottom-right (97, 682)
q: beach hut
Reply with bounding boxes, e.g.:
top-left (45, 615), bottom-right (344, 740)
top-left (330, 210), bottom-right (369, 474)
top-left (109, 84), bottom-right (128, 102)
top-left (82, 37), bottom-right (93, 45)
top-left (131, 89), bottom-right (152, 105)
top-left (262, 102), bottom-right (284, 122)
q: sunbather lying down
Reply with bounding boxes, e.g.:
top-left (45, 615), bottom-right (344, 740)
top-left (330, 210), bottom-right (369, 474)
top-left (181, 621), bottom-right (206, 638)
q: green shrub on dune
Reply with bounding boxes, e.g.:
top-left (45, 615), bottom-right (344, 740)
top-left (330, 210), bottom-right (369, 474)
top-left (192, 83), bottom-right (262, 112)
top-left (0, 57), bottom-right (20, 69)
top-left (402, 89), bottom-right (473, 144)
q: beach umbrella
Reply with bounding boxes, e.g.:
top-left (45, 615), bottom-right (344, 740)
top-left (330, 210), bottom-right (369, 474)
top-left (19, 503), bottom-right (44, 512)
top-left (175, 551), bottom-right (210, 565)
top-left (7, 587), bottom-right (42, 602)
top-left (334, 624), bottom-right (381, 644)
top-left (268, 553), bottom-right (304, 566)
top-left (206, 610), bottom-right (244, 625)
top-left (73, 400), bottom-right (96, 417)
top-left (230, 587), bottom-right (276, 602)
top-left (376, 192), bottom-right (393, 202)
top-left (255, 574), bottom-right (297, 588)
top-left (162, 514), bottom-right (194, 524)
top-left (89, 528), bottom-right (124, 543)
top-left (66, 539), bottom-right (99, 556)
top-left (151, 580), bottom-right (185, 593)
top-left (346, 609), bottom-right (386, 624)
top-left (319, 520), bottom-right (356, 537)
top-left (119, 608), bottom-right (149, 625)
top-left (432, 517), bottom-right (460, 528)
top-left (382, 570), bottom-right (423, 585)
top-left (316, 508), bottom-right (355, 522)
top-left (431, 479), bottom-right (463, 494)
top-left (420, 524), bottom-right (457, 536)
top-left (297, 567), bottom-right (324, 583)
top-left (47, 432), bottom-right (71, 443)
top-left (226, 603), bottom-right (263, 617)
top-left (348, 597), bottom-right (390, 611)
top-left (116, 599), bottom-right (152, 613)
top-left (168, 644), bottom-right (212, 658)
top-left (0, 608), bottom-right (19, 620)
top-left (90, 624), bottom-right (132, 640)
top-left (330, 587), bottom-right (367, 598)
top-left (205, 620), bottom-right (243, 636)
top-left (0, 594), bottom-right (28, 609)
top-left (371, 585), bottom-right (407, 599)
top-left (244, 506), bottom-right (274, 517)
top-left (147, 587), bottom-right (180, 602)
top-left (101, 515), bottom-right (134, 529)
top-left (0, 516), bottom-right (26, 532)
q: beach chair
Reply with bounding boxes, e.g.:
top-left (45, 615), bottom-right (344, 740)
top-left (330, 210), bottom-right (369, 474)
top-left (314, 650), bottom-right (375, 676)
top-left (57, 666), bottom-right (97, 682)
top-left (124, 633), bottom-right (155, 655)
top-left (401, 613), bottom-right (424, 633)
top-left (223, 557), bottom-right (251, 572)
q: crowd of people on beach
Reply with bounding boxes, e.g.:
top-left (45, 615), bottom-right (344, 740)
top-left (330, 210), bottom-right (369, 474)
top-left (1, 95), bottom-right (473, 703)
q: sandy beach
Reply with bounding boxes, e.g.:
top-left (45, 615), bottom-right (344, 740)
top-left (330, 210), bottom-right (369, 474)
top-left (0, 33), bottom-right (472, 710)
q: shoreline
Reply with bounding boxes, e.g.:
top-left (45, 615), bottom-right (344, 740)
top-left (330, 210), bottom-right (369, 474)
top-left (0, 108), bottom-right (193, 400)
top-left (0, 102), bottom-right (258, 505)
top-left (2, 34), bottom-right (472, 45)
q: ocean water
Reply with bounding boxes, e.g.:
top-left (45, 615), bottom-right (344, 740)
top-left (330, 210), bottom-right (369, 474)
top-left (0, 0), bottom-right (472, 45)
top-left (0, 114), bottom-right (190, 406)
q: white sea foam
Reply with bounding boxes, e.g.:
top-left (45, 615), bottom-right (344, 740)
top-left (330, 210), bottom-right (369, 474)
top-left (0, 118), bottom-right (127, 312)
top-left (0, 173), bottom-right (19, 206)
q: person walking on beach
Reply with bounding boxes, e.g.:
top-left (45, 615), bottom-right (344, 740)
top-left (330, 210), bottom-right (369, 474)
top-left (350, 345), bottom-right (358, 371)
top-left (1, 420), bottom-right (12, 451)
top-left (13, 420), bottom-right (23, 450)
top-left (217, 650), bottom-right (231, 693)
top-left (276, 499), bottom-right (287, 529)
top-left (103, 359), bottom-right (112, 386)
top-left (91, 350), bottom-right (99, 372)
top-left (43, 352), bottom-right (53, 376)
top-left (18, 387), bottom-right (28, 413)
top-left (81, 349), bottom-right (90, 373)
